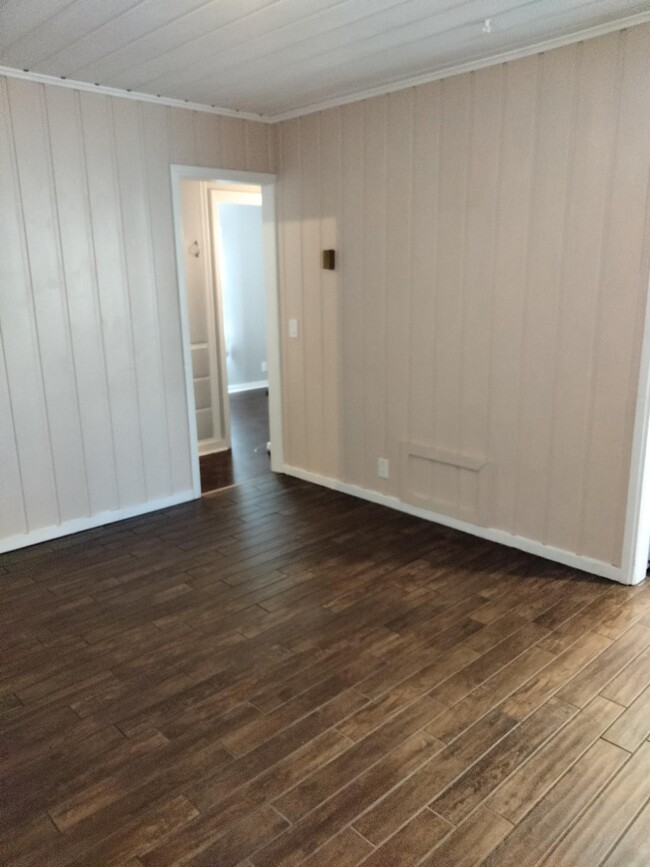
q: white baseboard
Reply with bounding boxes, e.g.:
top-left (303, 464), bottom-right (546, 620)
top-left (198, 439), bottom-right (229, 456)
top-left (228, 380), bottom-right (268, 395)
top-left (0, 490), bottom-right (197, 555)
top-left (281, 464), bottom-right (631, 585)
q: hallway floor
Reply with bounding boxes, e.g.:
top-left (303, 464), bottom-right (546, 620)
top-left (199, 388), bottom-right (271, 492)
top-left (2, 474), bottom-right (650, 866)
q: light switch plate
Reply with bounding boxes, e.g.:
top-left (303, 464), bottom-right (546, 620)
top-left (289, 319), bottom-right (298, 338)
top-left (378, 458), bottom-right (389, 479)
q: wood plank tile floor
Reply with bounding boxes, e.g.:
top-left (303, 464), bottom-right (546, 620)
top-left (2, 473), bottom-right (650, 866)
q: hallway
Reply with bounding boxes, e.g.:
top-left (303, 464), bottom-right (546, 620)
top-left (199, 388), bottom-right (271, 493)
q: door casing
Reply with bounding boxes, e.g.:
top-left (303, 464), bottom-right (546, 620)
top-left (171, 165), bottom-right (283, 498)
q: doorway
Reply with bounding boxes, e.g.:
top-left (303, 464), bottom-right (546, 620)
top-left (170, 166), bottom-right (283, 497)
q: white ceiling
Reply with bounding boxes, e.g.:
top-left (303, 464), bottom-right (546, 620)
top-left (1, 0), bottom-right (648, 120)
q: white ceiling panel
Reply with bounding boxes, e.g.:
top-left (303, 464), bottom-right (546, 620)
top-left (138, 0), bottom-right (484, 97)
top-left (214, 0), bottom-right (645, 114)
top-left (165, 0), bottom-right (566, 104)
top-left (1, 0), bottom-right (648, 119)
top-left (37, 0), bottom-right (279, 79)
top-left (1, 0), bottom-right (73, 48)
top-left (75, 0), bottom-right (379, 90)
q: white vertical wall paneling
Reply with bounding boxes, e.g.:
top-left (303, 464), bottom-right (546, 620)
top-left (0, 77), bottom-right (57, 534)
top-left (9, 77), bottom-right (90, 523)
top-left (385, 88), bottom-right (414, 498)
top-left (141, 103), bottom-right (194, 493)
top-left (0, 334), bottom-right (27, 538)
top-left (277, 120), bottom-right (306, 470)
top-left (300, 113), bottom-right (325, 474)
top-left (433, 74), bottom-right (471, 517)
top-left (460, 66), bottom-right (502, 525)
top-left (581, 26), bottom-right (650, 563)
top-left (362, 96), bottom-right (388, 494)
top-left (574, 33), bottom-right (627, 559)
top-left (112, 98), bottom-right (173, 500)
top-left (544, 33), bottom-right (621, 554)
top-left (170, 104), bottom-right (197, 165)
top-left (79, 91), bottom-right (147, 508)
top-left (340, 102), bottom-right (365, 488)
top-left (512, 45), bottom-right (577, 543)
top-left (45, 85), bottom-right (120, 516)
top-left (0, 74), bottom-right (275, 551)
top-left (192, 111), bottom-right (220, 169)
top-left (319, 107), bottom-right (342, 481)
top-left (508, 54), bottom-right (545, 534)
top-left (276, 24), bottom-right (650, 575)
top-left (244, 117), bottom-right (272, 173)
top-left (218, 117), bottom-right (247, 171)
top-left (486, 55), bottom-right (538, 532)
top-left (408, 82), bottom-right (441, 505)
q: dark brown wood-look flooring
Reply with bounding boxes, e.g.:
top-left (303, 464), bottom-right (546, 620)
top-left (200, 389), bottom-right (271, 493)
top-left (2, 473), bottom-right (650, 867)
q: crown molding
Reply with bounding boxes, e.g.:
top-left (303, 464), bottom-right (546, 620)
top-left (267, 11), bottom-right (650, 122)
top-left (0, 65), bottom-right (272, 123)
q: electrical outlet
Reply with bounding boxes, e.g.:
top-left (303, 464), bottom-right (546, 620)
top-left (261, 360), bottom-right (268, 373)
top-left (378, 458), bottom-right (389, 479)
top-left (289, 319), bottom-right (298, 338)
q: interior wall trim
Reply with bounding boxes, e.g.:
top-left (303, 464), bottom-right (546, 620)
top-left (282, 464), bottom-right (629, 585)
top-left (228, 380), bottom-right (269, 394)
top-left (0, 65), bottom-right (270, 123)
top-left (0, 490), bottom-right (195, 555)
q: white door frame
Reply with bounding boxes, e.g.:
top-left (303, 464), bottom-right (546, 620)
top-left (621, 270), bottom-right (650, 584)
top-left (170, 165), bottom-right (284, 498)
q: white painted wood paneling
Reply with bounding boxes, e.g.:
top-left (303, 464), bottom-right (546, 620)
top-left (45, 85), bottom-right (119, 516)
top-left (79, 90), bottom-right (147, 509)
top-left (0, 74), bottom-right (274, 551)
top-left (112, 97), bottom-right (172, 501)
top-left (276, 24), bottom-right (650, 569)
top-left (319, 106), bottom-right (342, 481)
top-left (339, 101), bottom-right (366, 488)
top-left (1, 0), bottom-right (648, 118)
top-left (140, 102), bottom-right (194, 493)
top-left (276, 119), bottom-right (307, 472)
top-left (0, 77), bottom-right (59, 534)
top-left (9, 77), bottom-right (90, 524)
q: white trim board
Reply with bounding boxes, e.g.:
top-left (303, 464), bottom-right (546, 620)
top-left (621, 267), bottom-right (650, 585)
top-left (2, 12), bottom-right (649, 124)
top-left (282, 464), bottom-right (628, 585)
top-left (228, 380), bottom-right (268, 394)
top-left (198, 440), bottom-right (230, 457)
top-left (0, 65), bottom-right (269, 122)
top-left (0, 491), bottom-right (195, 555)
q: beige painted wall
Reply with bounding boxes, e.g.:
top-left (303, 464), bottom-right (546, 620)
top-left (276, 25), bottom-right (650, 568)
top-left (0, 76), bottom-right (273, 548)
